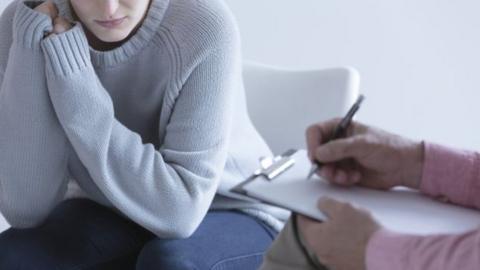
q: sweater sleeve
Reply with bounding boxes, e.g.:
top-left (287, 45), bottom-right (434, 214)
top-left (419, 142), bottom-right (480, 209)
top-left (0, 1), bottom-right (69, 228)
top-left (40, 18), bottom-right (239, 238)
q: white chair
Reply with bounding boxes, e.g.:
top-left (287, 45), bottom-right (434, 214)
top-left (242, 61), bottom-right (360, 154)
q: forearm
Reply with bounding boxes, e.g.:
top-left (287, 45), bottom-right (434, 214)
top-left (367, 228), bottom-right (480, 270)
top-left (420, 142), bottom-right (480, 209)
top-left (41, 22), bottom-right (237, 238)
top-left (0, 2), bottom-right (69, 228)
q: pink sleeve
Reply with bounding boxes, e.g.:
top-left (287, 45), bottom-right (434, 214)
top-left (366, 142), bottom-right (480, 270)
top-left (366, 228), bottom-right (480, 270)
top-left (420, 142), bottom-right (480, 209)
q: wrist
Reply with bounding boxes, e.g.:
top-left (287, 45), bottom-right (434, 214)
top-left (41, 23), bottom-right (91, 77)
top-left (401, 140), bottom-right (424, 189)
top-left (13, 2), bottom-right (53, 49)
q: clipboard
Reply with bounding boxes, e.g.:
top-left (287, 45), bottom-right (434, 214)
top-left (230, 149), bottom-right (480, 234)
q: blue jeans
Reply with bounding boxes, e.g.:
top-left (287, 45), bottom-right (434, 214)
top-left (0, 199), bottom-right (277, 270)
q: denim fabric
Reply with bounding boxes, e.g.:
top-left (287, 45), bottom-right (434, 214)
top-left (136, 211), bottom-right (278, 270)
top-left (0, 199), bottom-right (151, 270)
top-left (0, 199), bottom-right (277, 270)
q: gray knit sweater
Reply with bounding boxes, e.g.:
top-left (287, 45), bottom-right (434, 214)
top-left (0, 0), bottom-right (289, 237)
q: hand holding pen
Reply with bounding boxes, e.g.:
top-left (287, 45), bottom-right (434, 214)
top-left (305, 95), bottom-right (424, 190)
top-left (307, 95), bottom-right (365, 179)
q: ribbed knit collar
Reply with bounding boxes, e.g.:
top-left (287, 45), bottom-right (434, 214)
top-left (53, 0), bottom-right (169, 67)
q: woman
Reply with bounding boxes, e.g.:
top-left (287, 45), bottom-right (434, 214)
top-left (0, 0), bottom-right (288, 269)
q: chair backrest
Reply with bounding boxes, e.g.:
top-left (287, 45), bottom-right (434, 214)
top-left (242, 61), bottom-right (360, 154)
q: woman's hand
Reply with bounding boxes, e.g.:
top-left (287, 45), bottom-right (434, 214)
top-left (34, 1), bottom-right (58, 20)
top-left (51, 17), bottom-right (73, 35)
top-left (34, 1), bottom-right (72, 38)
top-left (297, 197), bottom-right (381, 270)
top-left (306, 118), bottom-right (424, 190)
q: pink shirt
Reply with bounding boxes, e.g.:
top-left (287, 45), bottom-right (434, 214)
top-left (366, 142), bottom-right (480, 270)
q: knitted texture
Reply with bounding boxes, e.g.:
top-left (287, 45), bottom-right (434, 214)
top-left (0, 0), bottom-right (289, 237)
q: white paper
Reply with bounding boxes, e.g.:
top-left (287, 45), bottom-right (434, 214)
top-left (243, 150), bottom-right (480, 235)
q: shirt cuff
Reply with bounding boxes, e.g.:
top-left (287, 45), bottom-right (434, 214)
top-left (420, 142), bottom-right (479, 206)
top-left (13, 1), bottom-right (53, 49)
top-left (366, 229), bottom-right (414, 270)
top-left (41, 23), bottom-right (91, 77)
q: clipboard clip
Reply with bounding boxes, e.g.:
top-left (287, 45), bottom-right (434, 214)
top-left (230, 149), bottom-right (298, 199)
top-left (255, 149), bottom-right (297, 181)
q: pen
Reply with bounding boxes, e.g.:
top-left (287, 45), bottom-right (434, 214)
top-left (307, 94), bottom-right (365, 179)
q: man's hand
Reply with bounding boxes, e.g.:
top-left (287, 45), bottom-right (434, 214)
top-left (306, 118), bottom-right (424, 190)
top-left (34, 1), bottom-right (72, 38)
top-left (297, 197), bottom-right (381, 270)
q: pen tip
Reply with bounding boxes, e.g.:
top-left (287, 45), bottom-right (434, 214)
top-left (358, 94), bottom-right (365, 103)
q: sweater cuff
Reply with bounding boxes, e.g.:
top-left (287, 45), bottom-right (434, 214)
top-left (420, 142), bottom-right (478, 206)
top-left (41, 23), bottom-right (91, 77)
top-left (366, 229), bottom-right (413, 270)
top-left (13, 1), bottom-right (53, 49)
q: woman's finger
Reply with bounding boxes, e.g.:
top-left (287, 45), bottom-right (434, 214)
top-left (34, 1), bottom-right (58, 20)
top-left (53, 17), bottom-right (73, 34)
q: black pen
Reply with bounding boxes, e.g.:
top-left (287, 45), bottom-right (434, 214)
top-left (307, 94), bottom-right (365, 179)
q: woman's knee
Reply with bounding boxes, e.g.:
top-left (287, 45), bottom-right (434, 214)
top-left (136, 239), bottom-right (203, 270)
top-left (136, 211), bottom-right (278, 270)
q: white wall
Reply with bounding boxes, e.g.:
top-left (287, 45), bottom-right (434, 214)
top-left (0, 2), bottom-right (8, 13)
top-left (225, 0), bottom-right (480, 151)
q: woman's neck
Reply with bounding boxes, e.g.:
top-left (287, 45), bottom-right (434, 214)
top-left (83, 26), bottom-right (137, 52)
